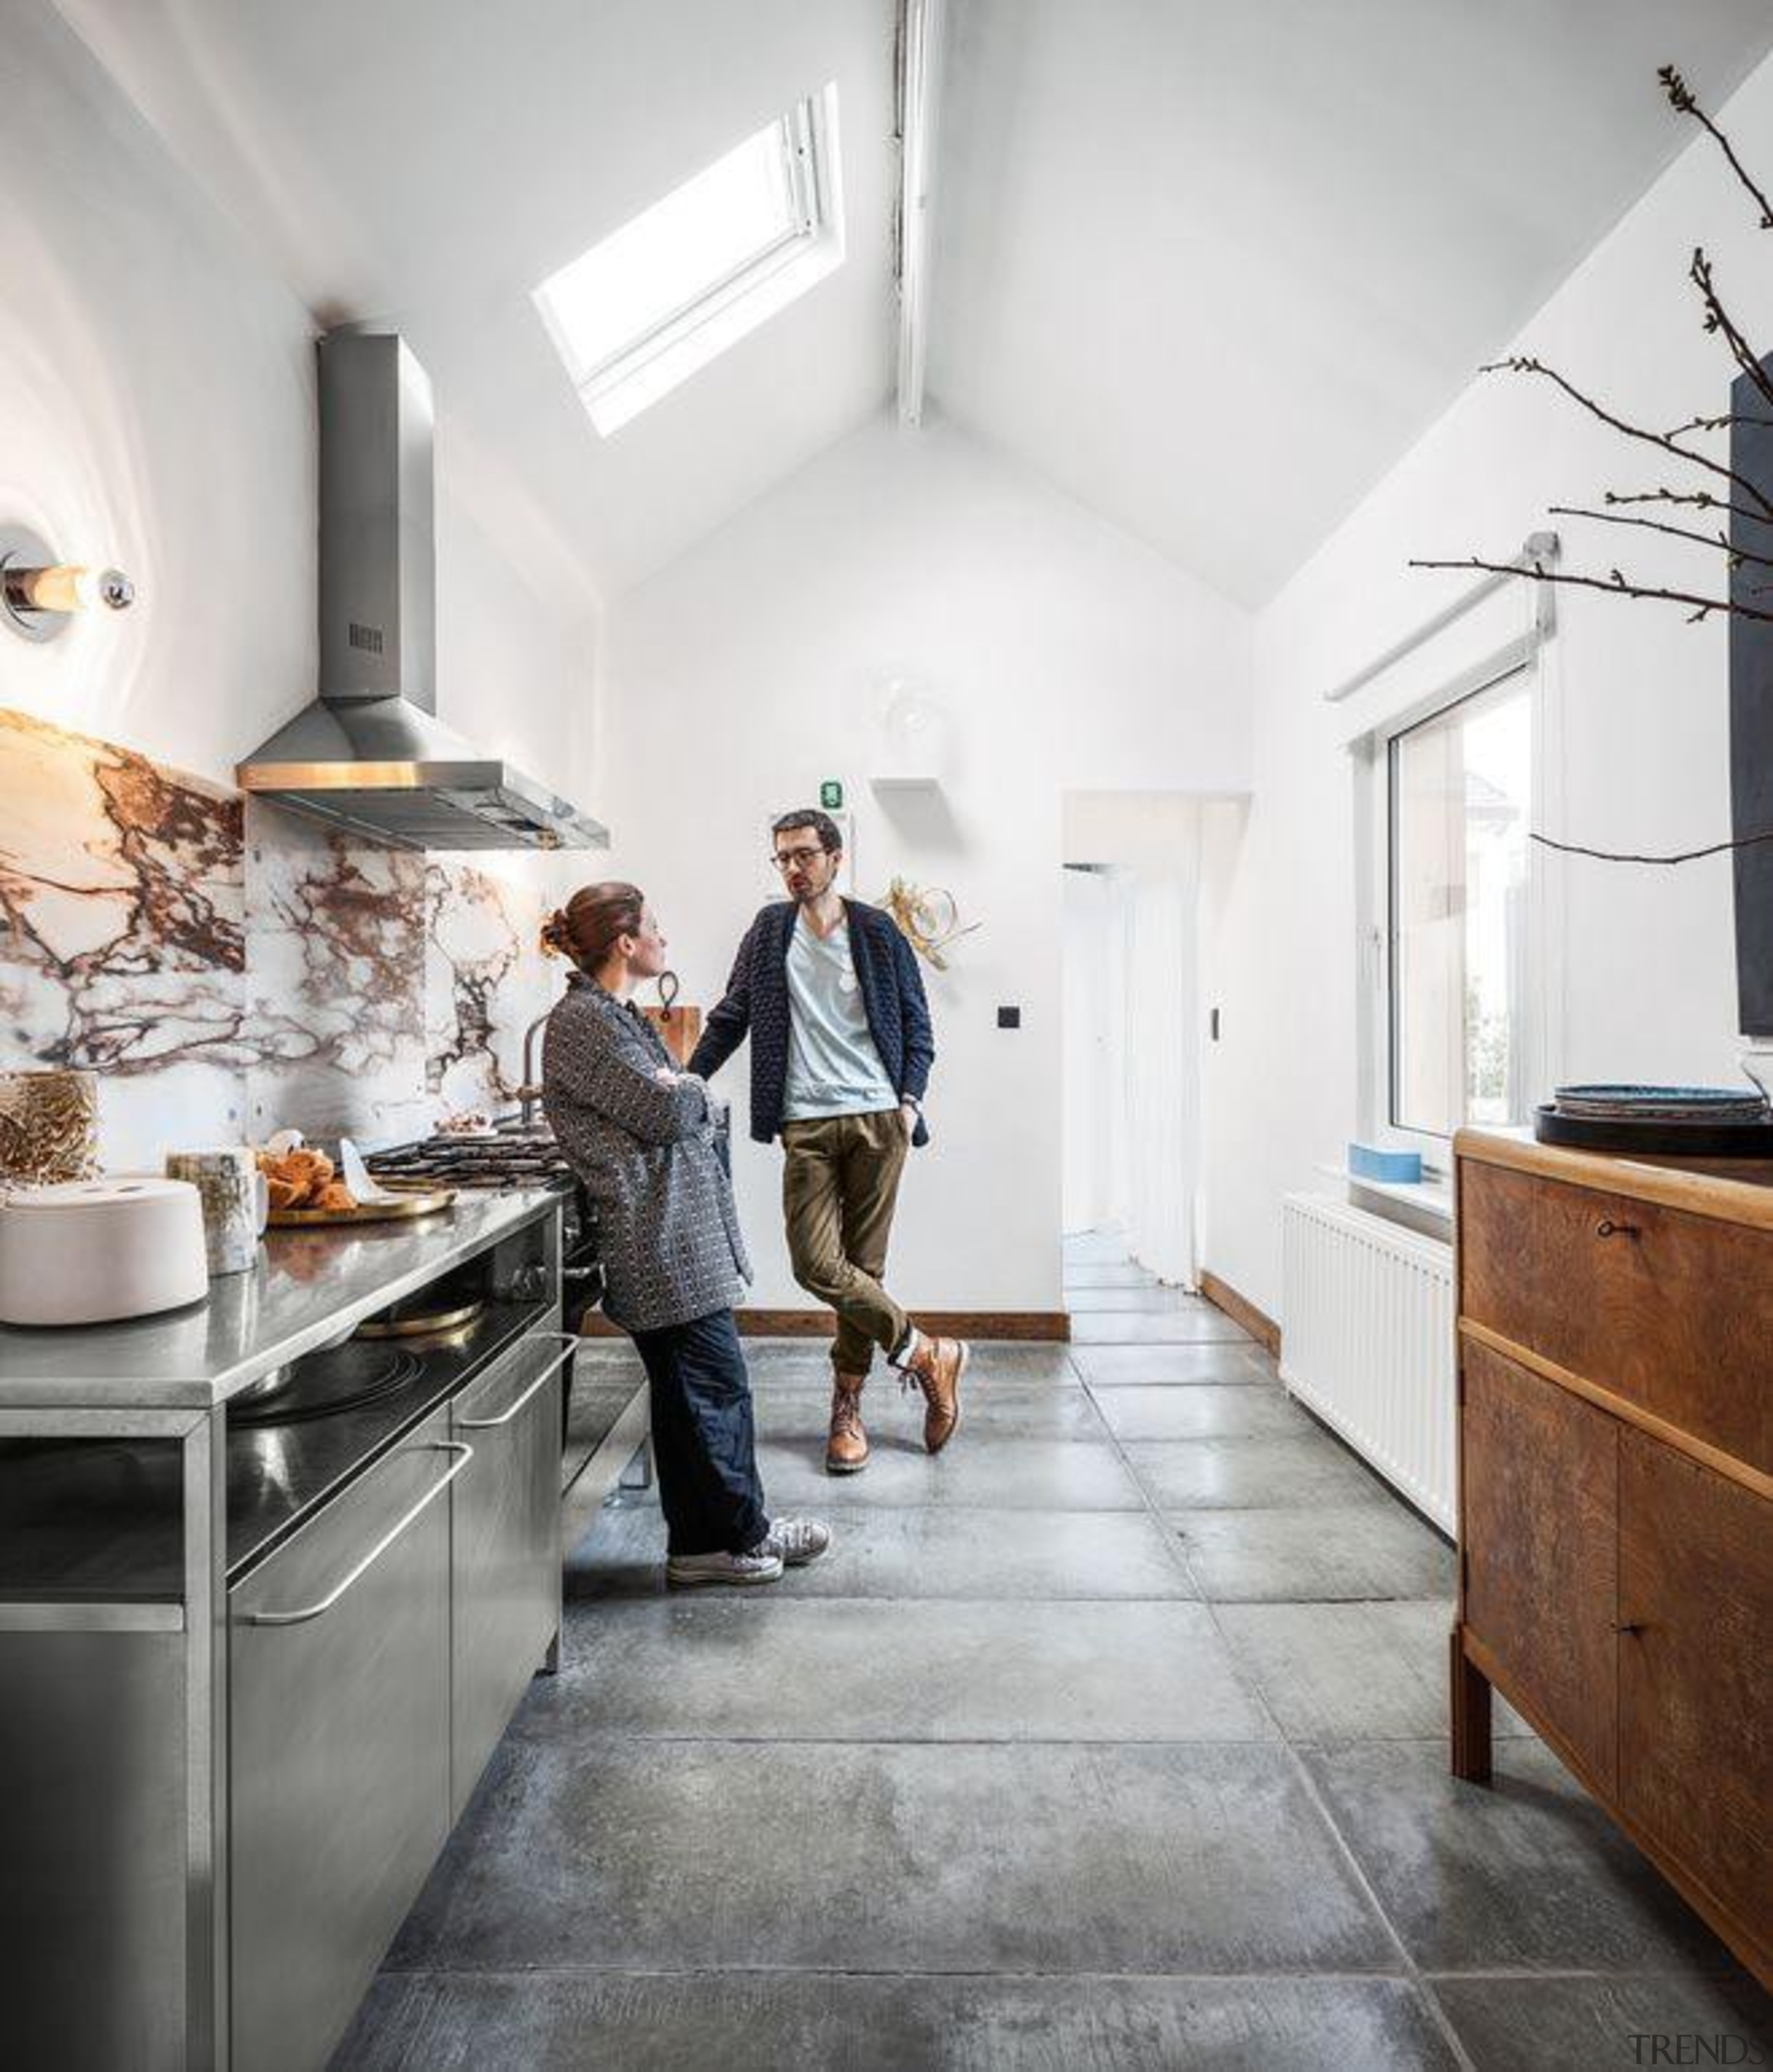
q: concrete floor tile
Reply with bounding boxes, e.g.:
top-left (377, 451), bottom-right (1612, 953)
top-left (743, 1341), bottom-right (1084, 1389)
top-left (754, 1434), bottom-right (1146, 1509)
top-left (1064, 1261), bottom-right (1161, 1289)
top-left (1066, 1286), bottom-right (1202, 1313)
top-left (335, 1972), bottom-right (1461, 2072)
top-left (760, 1381), bottom-right (1108, 1443)
top-left (1071, 1343), bottom-right (1272, 1385)
top-left (1217, 1601), bottom-right (1534, 1743)
top-left (1303, 1739), bottom-right (1745, 1975)
top-left (1126, 1435), bottom-right (1395, 1510)
top-left (1090, 1383), bottom-right (1315, 1441)
top-left (568, 1500), bottom-right (1199, 1602)
top-left (1175, 1505), bottom-right (1456, 1602)
top-left (1064, 1232), bottom-right (1135, 1264)
top-left (1429, 1971), bottom-right (1772, 2070)
top-left (385, 1739), bottom-right (1398, 1975)
top-left (527, 1597), bottom-right (1274, 1742)
top-left (1072, 1309), bottom-right (1253, 1344)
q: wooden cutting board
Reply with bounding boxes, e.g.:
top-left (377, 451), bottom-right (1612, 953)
top-left (643, 1004), bottom-right (702, 1067)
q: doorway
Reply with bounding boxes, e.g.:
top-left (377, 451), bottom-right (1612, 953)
top-left (1061, 794), bottom-right (1207, 1308)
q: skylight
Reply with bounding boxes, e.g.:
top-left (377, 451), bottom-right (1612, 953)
top-left (535, 85), bottom-right (844, 436)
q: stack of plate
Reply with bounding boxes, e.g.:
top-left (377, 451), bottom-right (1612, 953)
top-left (1535, 1082), bottom-right (1773, 1155)
top-left (1552, 1084), bottom-right (1771, 1125)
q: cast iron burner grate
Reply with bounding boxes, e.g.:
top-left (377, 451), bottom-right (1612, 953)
top-left (231, 1342), bottom-right (426, 1427)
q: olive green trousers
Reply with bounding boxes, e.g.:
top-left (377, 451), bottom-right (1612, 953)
top-left (781, 1110), bottom-right (912, 1377)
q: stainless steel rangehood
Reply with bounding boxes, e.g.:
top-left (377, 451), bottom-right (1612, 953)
top-left (238, 330), bottom-right (607, 851)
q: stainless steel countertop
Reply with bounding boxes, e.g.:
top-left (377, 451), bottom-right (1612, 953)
top-left (0, 1192), bottom-right (558, 1410)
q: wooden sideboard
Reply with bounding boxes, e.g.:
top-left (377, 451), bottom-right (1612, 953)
top-left (1451, 1128), bottom-right (1772, 1985)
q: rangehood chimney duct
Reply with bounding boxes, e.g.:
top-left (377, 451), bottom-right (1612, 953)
top-left (238, 330), bottom-right (607, 852)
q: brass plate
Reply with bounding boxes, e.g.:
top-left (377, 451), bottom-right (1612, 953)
top-left (356, 1298), bottom-right (485, 1340)
top-left (267, 1187), bottom-right (456, 1228)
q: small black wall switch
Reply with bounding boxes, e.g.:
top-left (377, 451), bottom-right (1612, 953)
top-left (1209, 1007), bottom-right (1221, 1042)
top-left (997, 1005), bottom-right (1021, 1029)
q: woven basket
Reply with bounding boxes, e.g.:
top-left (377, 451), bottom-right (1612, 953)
top-left (0, 1069), bottom-right (101, 1187)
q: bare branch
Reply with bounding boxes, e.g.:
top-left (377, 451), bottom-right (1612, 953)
top-left (1406, 554), bottom-right (1773, 622)
top-left (1604, 486), bottom-right (1773, 530)
top-left (1661, 65), bottom-right (1773, 227)
top-left (1481, 355), bottom-right (1773, 517)
top-left (1689, 249), bottom-right (1773, 411)
top-left (1662, 412), bottom-right (1773, 439)
top-left (1532, 826), bottom-right (1773, 867)
top-left (1547, 504), bottom-right (1773, 571)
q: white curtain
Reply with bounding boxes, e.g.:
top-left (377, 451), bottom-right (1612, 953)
top-left (1061, 868), bottom-right (1128, 1234)
top-left (1122, 818), bottom-right (1202, 1288)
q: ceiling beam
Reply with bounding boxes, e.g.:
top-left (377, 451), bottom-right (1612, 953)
top-left (896, 0), bottom-right (943, 427)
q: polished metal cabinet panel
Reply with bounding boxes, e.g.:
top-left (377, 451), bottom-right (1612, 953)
top-left (0, 1629), bottom-right (186, 2071)
top-left (229, 1408), bottom-right (456, 2072)
top-left (450, 1329), bottom-right (569, 1819)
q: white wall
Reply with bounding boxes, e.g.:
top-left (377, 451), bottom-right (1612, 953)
top-left (604, 413), bottom-right (1251, 1314)
top-left (1204, 52), bottom-right (1773, 1323)
top-left (0, 0), bottom-right (596, 803)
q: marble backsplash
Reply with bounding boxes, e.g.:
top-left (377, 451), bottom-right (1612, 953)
top-left (0, 708), bottom-right (564, 1169)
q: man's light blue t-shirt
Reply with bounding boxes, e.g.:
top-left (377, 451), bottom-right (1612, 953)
top-left (781, 914), bottom-right (898, 1122)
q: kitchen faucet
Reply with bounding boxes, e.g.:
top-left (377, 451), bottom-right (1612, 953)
top-left (517, 1009), bottom-right (551, 1131)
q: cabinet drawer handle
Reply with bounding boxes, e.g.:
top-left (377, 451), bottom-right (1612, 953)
top-left (1612, 1620), bottom-right (1646, 1636)
top-left (1594, 1218), bottom-right (1640, 1240)
top-left (245, 1443), bottom-right (473, 1627)
top-left (458, 1332), bottom-right (580, 1430)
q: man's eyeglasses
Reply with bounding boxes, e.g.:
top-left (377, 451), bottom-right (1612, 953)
top-left (772, 845), bottom-right (829, 871)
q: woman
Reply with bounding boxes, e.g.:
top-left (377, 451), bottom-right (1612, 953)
top-left (541, 883), bottom-right (829, 1587)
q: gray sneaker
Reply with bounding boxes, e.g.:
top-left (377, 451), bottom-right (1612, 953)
top-left (758, 1517), bottom-right (833, 1568)
top-left (666, 1546), bottom-right (784, 1588)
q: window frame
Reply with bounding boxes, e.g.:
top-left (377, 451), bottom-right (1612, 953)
top-left (1355, 641), bottom-right (1560, 1172)
top-left (534, 86), bottom-right (843, 436)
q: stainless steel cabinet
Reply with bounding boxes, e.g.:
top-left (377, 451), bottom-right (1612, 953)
top-left (449, 1329), bottom-right (572, 1818)
top-left (228, 1408), bottom-right (462, 2072)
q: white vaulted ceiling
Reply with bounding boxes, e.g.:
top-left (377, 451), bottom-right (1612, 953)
top-left (55, 0), bottom-right (1773, 610)
top-left (930, 0), bottom-right (1773, 604)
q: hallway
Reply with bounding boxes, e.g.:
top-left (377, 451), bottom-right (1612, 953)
top-left (335, 1241), bottom-right (1765, 2069)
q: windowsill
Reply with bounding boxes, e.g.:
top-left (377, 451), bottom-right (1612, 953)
top-left (1316, 1165), bottom-right (1454, 1240)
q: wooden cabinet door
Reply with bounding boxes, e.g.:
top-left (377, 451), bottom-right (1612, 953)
top-left (1462, 1340), bottom-right (1619, 1791)
top-left (1619, 1431), bottom-right (1770, 1945)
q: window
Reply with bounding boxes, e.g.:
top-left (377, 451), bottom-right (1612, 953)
top-left (1387, 672), bottom-right (1533, 1140)
top-left (534, 85), bottom-right (844, 436)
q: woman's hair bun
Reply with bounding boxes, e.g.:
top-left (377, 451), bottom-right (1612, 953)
top-left (540, 883), bottom-right (645, 971)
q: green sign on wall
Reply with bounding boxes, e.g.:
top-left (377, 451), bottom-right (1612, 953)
top-left (820, 779), bottom-right (844, 811)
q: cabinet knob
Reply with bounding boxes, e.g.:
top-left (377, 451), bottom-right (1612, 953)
top-left (1612, 1620), bottom-right (1646, 1636)
top-left (1594, 1218), bottom-right (1640, 1240)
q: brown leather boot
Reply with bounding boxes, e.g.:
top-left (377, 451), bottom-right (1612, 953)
top-left (826, 1374), bottom-right (869, 1475)
top-left (902, 1333), bottom-right (968, 1454)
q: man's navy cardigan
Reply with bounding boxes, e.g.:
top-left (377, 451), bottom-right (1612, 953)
top-left (688, 898), bottom-right (936, 1146)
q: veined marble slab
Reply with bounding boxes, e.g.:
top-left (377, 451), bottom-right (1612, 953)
top-left (1, 712), bottom-right (572, 1165)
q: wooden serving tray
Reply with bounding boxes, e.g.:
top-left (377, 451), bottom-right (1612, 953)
top-left (267, 1187), bottom-right (456, 1228)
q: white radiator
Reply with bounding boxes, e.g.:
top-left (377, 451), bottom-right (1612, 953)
top-left (1280, 1192), bottom-right (1456, 1533)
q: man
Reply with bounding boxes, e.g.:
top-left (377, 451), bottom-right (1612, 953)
top-left (688, 809), bottom-right (967, 1474)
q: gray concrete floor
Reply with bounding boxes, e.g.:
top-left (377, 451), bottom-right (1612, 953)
top-left (334, 1237), bottom-right (1769, 2069)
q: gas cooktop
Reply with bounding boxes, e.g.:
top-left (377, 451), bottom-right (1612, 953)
top-left (366, 1124), bottom-right (573, 1192)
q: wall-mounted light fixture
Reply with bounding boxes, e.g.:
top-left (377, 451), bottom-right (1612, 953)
top-left (1, 525), bottom-right (135, 644)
